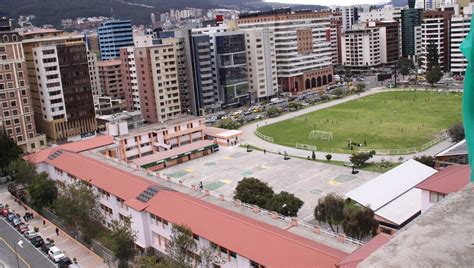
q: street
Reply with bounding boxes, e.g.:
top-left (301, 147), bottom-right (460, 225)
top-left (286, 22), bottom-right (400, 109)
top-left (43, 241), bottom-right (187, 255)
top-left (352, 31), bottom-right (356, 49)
top-left (0, 217), bottom-right (55, 268)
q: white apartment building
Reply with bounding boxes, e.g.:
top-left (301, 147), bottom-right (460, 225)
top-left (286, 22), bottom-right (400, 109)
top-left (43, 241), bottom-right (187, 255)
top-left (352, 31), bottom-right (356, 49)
top-left (415, 25), bottom-right (423, 59)
top-left (121, 47), bottom-right (141, 112)
top-left (342, 23), bottom-right (382, 70)
top-left (238, 11), bottom-right (334, 94)
top-left (341, 6), bottom-right (358, 30)
top-left (87, 50), bottom-right (101, 96)
top-left (358, 5), bottom-right (402, 22)
top-left (450, 14), bottom-right (470, 75)
top-left (244, 28), bottom-right (278, 102)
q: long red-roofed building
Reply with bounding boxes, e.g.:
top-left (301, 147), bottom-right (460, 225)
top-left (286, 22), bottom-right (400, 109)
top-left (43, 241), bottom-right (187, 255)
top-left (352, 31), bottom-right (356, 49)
top-left (27, 140), bottom-right (350, 267)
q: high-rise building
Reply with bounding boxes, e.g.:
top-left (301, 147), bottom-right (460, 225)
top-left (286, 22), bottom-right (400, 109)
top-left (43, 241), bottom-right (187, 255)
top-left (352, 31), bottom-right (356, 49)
top-left (341, 6), bottom-right (359, 30)
top-left (21, 30), bottom-right (96, 143)
top-left (98, 20), bottom-right (134, 60)
top-left (401, 8), bottom-right (422, 59)
top-left (87, 50), bottom-right (101, 96)
top-left (329, 12), bottom-right (343, 65)
top-left (342, 23), bottom-right (382, 71)
top-left (376, 21), bottom-right (400, 64)
top-left (420, 9), bottom-right (454, 72)
top-left (0, 18), bottom-right (46, 153)
top-left (244, 28), bottom-right (278, 102)
top-left (358, 5), bottom-right (402, 22)
top-left (450, 13), bottom-right (471, 75)
top-left (120, 43), bottom-right (181, 123)
top-left (97, 59), bottom-right (125, 99)
top-left (238, 10), bottom-right (334, 94)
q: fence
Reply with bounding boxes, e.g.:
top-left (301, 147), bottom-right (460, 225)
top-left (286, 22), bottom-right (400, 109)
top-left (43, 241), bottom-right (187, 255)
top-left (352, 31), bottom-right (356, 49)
top-left (296, 143), bottom-right (317, 151)
top-left (421, 130), bottom-right (449, 150)
top-left (255, 130), bottom-right (274, 143)
top-left (358, 147), bottom-right (418, 155)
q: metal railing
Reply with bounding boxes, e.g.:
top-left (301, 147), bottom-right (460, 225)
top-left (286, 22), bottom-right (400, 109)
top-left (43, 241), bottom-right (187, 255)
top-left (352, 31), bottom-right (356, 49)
top-left (420, 130), bottom-right (449, 150)
top-left (295, 143), bottom-right (317, 151)
top-left (255, 131), bottom-right (274, 143)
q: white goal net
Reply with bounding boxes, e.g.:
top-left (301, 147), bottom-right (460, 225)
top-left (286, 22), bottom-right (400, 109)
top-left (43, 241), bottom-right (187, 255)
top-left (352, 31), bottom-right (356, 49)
top-left (309, 130), bottom-right (333, 141)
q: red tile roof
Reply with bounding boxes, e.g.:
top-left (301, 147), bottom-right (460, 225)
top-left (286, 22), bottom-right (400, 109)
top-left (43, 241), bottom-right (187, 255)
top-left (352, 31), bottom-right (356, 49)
top-left (147, 191), bottom-right (348, 267)
top-left (336, 233), bottom-right (392, 268)
top-left (44, 150), bottom-right (154, 209)
top-left (24, 135), bottom-right (114, 164)
top-left (416, 165), bottom-right (470, 195)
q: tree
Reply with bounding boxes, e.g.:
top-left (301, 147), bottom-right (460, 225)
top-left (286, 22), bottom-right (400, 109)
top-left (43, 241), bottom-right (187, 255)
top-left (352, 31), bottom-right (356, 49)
top-left (311, 151), bottom-right (316, 160)
top-left (0, 128), bottom-right (22, 173)
top-left (109, 220), bottom-right (137, 268)
top-left (137, 255), bottom-right (159, 268)
top-left (266, 106), bottom-right (281, 117)
top-left (28, 172), bottom-right (58, 210)
top-left (333, 88), bottom-right (344, 98)
top-left (448, 122), bottom-right (465, 143)
top-left (342, 202), bottom-right (379, 240)
top-left (216, 118), bottom-right (241, 130)
top-left (314, 193), bottom-right (345, 232)
top-left (399, 57), bottom-right (415, 77)
top-left (413, 155), bottom-right (435, 168)
top-left (54, 183), bottom-right (104, 242)
top-left (426, 65), bottom-right (443, 86)
top-left (355, 83), bottom-right (366, 93)
top-left (326, 154), bottom-right (332, 161)
top-left (234, 177), bottom-right (274, 208)
top-left (289, 102), bottom-right (303, 111)
top-left (163, 224), bottom-right (198, 268)
top-left (349, 150), bottom-right (376, 167)
top-left (266, 191), bottom-right (304, 217)
top-left (7, 159), bottom-right (37, 186)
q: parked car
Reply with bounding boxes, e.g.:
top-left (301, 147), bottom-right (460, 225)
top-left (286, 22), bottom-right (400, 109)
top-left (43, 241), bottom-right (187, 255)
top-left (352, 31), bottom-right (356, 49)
top-left (48, 246), bottom-right (65, 263)
top-left (0, 203), bottom-right (3, 210)
top-left (24, 230), bottom-right (37, 239)
top-left (41, 242), bottom-right (54, 254)
top-left (58, 257), bottom-right (73, 268)
top-left (16, 223), bottom-right (29, 234)
top-left (12, 217), bottom-right (22, 227)
top-left (7, 213), bottom-right (16, 222)
top-left (2, 207), bottom-right (9, 217)
top-left (29, 235), bottom-right (45, 247)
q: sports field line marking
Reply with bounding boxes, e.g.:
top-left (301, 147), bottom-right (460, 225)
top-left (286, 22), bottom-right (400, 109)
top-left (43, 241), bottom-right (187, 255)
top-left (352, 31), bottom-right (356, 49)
top-left (223, 156), bottom-right (233, 160)
top-left (328, 180), bottom-right (342, 186)
top-left (184, 168), bottom-right (193, 173)
top-left (0, 237), bottom-right (31, 268)
top-left (220, 179), bottom-right (231, 184)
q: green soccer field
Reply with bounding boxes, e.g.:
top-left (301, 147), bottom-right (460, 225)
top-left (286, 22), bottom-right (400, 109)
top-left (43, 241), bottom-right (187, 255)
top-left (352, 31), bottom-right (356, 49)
top-left (258, 91), bottom-right (462, 152)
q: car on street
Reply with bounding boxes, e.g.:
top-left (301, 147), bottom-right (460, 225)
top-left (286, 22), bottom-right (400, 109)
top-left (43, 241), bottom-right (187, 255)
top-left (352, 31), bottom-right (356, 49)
top-left (29, 235), bottom-right (45, 247)
top-left (12, 217), bottom-right (22, 227)
top-left (48, 246), bottom-right (65, 263)
top-left (24, 230), bottom-right (38, 239)
top-left (1, 207), bottom-right (8, 217)
top-left (7, 212), bottom-right (16, 222)
top-left (16, 223), bottom-right (29, 234)
top-left (57, 257), bottom-right (73, 268)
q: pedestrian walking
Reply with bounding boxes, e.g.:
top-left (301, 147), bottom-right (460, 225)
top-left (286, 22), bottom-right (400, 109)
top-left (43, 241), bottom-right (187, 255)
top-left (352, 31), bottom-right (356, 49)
top-left (43, 220), bottom-right (46, 226)
top-left (55, 227), bottom-right (59, 236)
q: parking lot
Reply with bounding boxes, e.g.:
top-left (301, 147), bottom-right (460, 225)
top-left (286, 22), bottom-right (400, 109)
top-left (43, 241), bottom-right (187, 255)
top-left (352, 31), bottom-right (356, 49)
top-left (159, 146), bottom-right (379, 222)
top-left (0, 192), bottom-right (108, 268)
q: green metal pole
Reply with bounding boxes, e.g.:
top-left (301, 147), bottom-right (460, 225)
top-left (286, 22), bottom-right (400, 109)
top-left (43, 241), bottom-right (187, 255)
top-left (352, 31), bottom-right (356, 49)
top-left (460, 18), bottom-right (474, 181)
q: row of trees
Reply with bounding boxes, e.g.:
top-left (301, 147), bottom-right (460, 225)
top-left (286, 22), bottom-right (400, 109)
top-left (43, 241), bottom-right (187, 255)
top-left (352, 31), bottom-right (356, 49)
top-left (234, 177), bottom-right (304, 217)
top-left (399, 40), bottom-right (443, 86)
top-left (314, 193), bottom-right (378, 240)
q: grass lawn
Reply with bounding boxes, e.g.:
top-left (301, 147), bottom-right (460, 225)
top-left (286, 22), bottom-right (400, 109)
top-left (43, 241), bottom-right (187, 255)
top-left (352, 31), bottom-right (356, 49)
top-left (258, 91), bottom-right (462, 152)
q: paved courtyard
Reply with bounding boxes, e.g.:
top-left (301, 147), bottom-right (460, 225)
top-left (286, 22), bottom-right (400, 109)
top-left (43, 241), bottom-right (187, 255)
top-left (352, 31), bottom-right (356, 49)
top-left (160, 146), bottom-right (379, 221)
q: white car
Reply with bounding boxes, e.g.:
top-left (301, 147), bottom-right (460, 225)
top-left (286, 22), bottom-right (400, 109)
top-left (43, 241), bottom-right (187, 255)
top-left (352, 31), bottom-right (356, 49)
top-left (48, 246), bottom-right (65, 262)
top-left (23, 230), bottom-right (37, 239)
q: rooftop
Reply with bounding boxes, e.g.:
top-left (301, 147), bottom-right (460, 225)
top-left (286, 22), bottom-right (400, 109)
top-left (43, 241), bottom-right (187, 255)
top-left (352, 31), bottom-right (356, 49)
top-left (120, 115), bottom-right (203, 139)
top-left (346, 159), bottom-right (437, 211)
top-left (435, 139), bottom-right (467, 157)
top-left (360, 183), bottom-right (474, 268)
top-left (204, 127), bottom-right (243, 138)
top-left (337, 233), bottom-right (392, 268)
top-left (97, 59), bottom-right (122, 66)
top-left (416, 165), bottom-right (470, 195)
top-left (132, 140), bottom-right (215, 167)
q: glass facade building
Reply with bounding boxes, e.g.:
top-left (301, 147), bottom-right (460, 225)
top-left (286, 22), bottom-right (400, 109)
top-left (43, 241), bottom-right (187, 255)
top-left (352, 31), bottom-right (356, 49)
top-left (401, 9), bottom-right (422, 58)
top-left (98, 20), bottom-right (134, 60)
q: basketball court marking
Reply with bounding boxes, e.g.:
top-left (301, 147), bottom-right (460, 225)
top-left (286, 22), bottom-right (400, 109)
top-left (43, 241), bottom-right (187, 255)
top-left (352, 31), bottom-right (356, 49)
top-left (224, 156), bottom-right (233, 160)
top-left (328, 180), bottom-right (342, 186)
top-left (204, 181), bottom-right (226, 190)
top-left (185, 168), bottom-right (193, 173)
top-left (220, 179), bottom-right (231, 184)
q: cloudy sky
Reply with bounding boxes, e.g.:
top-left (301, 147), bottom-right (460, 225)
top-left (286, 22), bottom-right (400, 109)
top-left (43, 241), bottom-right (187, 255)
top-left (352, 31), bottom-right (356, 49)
top-left (265, 0), bottom-right (391, 6)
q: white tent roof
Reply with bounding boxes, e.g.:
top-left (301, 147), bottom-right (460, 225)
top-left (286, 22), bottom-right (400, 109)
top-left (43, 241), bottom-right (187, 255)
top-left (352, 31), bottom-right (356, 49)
top-left (346, 159), bottom-right (437, 211)
top-left (375, 188), bottom-right (422, 225)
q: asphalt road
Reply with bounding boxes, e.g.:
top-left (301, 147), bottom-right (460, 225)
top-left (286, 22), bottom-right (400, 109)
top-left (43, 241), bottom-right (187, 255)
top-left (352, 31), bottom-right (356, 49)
top-left (0, 217), bottom-right (55, 268)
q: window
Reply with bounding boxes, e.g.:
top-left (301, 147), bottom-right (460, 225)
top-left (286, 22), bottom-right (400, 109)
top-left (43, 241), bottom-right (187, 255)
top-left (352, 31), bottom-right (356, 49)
top-left (430, 192), bottom-right (445, 203)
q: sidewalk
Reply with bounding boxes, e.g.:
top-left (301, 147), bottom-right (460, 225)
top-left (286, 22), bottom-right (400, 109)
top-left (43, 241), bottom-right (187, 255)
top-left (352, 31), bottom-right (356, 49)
top-left (0, 191), bottom-right (109, 268)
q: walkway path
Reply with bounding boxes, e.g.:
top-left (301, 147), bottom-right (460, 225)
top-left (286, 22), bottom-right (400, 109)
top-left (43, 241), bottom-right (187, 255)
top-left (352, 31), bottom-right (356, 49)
top-left (240, 87), bottom-right (457, 162)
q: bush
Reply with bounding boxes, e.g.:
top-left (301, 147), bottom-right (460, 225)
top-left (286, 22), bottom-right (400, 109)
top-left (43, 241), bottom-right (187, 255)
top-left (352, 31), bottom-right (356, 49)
top-left (350, 151), bottom-right (376, 167)
top-left (266, 107), bottom-right (281, 117)
top-left (326, 154), bottom-right (332, 161)
top-left (448, 122), bottom-right (464, 143)
top-left (413, 155), bottom-right (435, 168)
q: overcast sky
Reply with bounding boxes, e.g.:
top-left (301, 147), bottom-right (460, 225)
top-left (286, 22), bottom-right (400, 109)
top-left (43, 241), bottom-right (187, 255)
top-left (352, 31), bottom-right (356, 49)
top-left (264, 0), bottom-right (391, 6)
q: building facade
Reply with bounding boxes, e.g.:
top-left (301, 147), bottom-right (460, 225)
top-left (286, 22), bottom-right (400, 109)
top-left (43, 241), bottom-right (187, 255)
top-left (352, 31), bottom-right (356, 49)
top-left (22, 30), bottom-right (96, 143)
top-left (238, 10), bottom-right (334, 94)
top-left (342, 23), bottom-right (382, 71)
top-left (450, 14), bottom-right (471, 75)
top-left (87, 50), bottom-right (102, 96)
top-left (401, 8), bottom-right (422, 59)
top-left (98, 20), bottom-right (134, 60)
top-left (97, 59), bottom-right (126, 99)
top-left (0, 18), bottom-right (46, 153)
top-left (420, 10), bottom-right (454, 72)
top-left (376, 21), bottom-right (400, 64)
top-left (244, 28), bottom-right (278, 102)
top-left (329, 12), bottom-right (343, 65)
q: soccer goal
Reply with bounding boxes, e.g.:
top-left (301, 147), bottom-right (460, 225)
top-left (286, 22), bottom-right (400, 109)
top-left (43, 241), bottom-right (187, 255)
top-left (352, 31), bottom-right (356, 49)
top-left (309, 130), bottom-right (334, 141)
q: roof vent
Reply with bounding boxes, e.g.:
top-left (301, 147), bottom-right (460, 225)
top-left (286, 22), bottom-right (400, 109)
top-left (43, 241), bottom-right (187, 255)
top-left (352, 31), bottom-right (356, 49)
top-left (136, 185), bottom-right (161, 203)
top-left (47, 150), bottom-right (64, 160)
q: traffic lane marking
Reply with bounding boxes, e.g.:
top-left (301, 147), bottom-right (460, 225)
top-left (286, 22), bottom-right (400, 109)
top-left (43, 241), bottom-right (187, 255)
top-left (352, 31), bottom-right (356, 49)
top-left (0, 237), bottom-right (31, 268)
